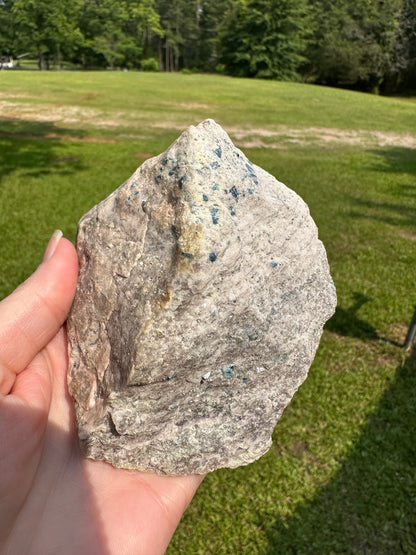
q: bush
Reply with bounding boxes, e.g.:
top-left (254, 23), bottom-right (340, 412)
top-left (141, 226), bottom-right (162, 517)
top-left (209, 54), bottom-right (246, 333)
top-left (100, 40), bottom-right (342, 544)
top-left (180, 67), bottom-right (198, 75)
top-left (215, 63), bottom-right (226, 74)
top-left (141, 57), bottom-right (159, 72)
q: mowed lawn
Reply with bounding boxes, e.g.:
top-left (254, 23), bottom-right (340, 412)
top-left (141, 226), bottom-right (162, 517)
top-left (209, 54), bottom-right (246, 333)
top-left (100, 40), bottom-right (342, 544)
top-left (1, 72), bottom-right (415, 553)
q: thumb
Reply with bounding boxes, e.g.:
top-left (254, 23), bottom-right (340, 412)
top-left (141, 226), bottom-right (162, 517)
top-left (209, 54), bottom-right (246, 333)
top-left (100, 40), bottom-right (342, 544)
top-left (0, 231), bottom-right (79, 395)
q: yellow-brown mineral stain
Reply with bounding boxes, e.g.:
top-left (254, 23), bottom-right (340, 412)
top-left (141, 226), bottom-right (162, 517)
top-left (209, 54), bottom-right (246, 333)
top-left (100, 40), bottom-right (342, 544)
top-left (177, 204), bottom-right (203, 271)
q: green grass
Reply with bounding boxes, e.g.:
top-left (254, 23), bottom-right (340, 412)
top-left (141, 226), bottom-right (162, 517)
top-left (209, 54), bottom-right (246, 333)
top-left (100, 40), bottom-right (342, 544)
top-left (1, 72), bottom-right (415, 554)
top-left (1, 71), bottom-right (415, 133)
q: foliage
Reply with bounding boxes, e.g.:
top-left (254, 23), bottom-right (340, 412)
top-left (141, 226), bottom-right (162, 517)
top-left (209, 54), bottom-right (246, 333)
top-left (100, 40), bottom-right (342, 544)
top-left (153, 0), bottom-right (201, 71)
top-left (12, 0), bottom-right (84, 69)
top-left (140, 56), bottom-right (159, 71)
top-left (392, 0), bottom-right (416, 90)
top-left (1, 0), bottom-right (416, 92)
top-left (219, 0), bottom-right (309, 80)
top-left (0, 72), bottom-right (415, 553)
top-left (78, 0), bottom-right (161, 69)
top-left (307, 0), bottom-right (404, 92)
top-left (153, 0), bottom-right (189, 71)
top-left (194, 0), bottom-right (234, 72)
top-left (0, 0), bottom-right (14, 56)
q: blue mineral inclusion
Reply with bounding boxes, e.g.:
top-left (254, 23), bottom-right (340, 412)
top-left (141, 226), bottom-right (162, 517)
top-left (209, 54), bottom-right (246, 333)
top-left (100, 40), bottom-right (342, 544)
top-left (213, 146), bottom-right (222, 158)
top-left (209, 252), bottom-right (217, 262)
top-left (202, 194), bottom-right (209, 202)
top-left (245, 162), bottom-right (256, 175)
top-left (229, 185), bottom-right (239, 201)
top-left (245, 163), bottom-right (259, 184)
top-left (221, 365), bottom-right (234, 378)
top-left (178, 174), bottom-right (187, 188)
top-left (210, 208), bottom-right (219, 224)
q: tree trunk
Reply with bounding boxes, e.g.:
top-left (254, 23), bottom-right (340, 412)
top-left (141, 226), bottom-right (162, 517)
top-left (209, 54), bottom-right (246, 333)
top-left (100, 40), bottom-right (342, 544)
top-left (158, 38), bottom-right (164, 71)
top-left (56, 44), bottom-right (62, 70)
top-left (38, 49), bottom-right (49, 71)
top-left (165, 41), bottom-right (170, 71)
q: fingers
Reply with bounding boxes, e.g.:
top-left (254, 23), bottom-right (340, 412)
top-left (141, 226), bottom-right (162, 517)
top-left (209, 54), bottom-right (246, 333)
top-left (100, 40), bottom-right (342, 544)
top-left (0, 233), bottom-right (79, 395)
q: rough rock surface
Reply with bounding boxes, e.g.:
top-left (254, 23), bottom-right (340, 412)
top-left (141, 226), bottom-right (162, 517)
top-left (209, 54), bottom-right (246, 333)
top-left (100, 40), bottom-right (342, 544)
top-left (67, 119), bottom-right (336, 475)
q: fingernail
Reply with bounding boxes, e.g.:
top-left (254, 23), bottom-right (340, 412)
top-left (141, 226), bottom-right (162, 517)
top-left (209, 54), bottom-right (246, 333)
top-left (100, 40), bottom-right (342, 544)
top-left (43, 230), bottom-right (63, 262)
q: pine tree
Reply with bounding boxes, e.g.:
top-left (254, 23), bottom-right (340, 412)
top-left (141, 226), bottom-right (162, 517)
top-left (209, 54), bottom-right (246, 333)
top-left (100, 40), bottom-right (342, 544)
top-left (219, 0), bottom-right (309, 80)
top-left (198, 0), bottom-right (233, 72)
top-left (153, 0), bottom-right (200, 71)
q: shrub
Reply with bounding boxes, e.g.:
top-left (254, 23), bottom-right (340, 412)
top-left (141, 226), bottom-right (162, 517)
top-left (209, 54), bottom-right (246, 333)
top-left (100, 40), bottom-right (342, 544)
top-left (141, 57), bottom-right (159, 72)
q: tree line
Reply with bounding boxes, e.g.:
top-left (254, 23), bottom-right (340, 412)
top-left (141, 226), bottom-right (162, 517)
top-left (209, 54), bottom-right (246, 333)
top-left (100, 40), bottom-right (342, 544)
top-left (0, 0), bottom-right (415, 93)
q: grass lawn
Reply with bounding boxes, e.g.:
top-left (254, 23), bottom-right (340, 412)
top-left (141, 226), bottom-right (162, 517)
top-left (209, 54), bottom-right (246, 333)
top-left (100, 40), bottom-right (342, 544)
top-left (1, 71), bottom-right (415, 553)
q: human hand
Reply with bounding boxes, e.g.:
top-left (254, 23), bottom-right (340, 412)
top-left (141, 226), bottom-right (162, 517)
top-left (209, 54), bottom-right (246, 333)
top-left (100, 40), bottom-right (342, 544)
top-left (0, 231), bottom-right (203, 555)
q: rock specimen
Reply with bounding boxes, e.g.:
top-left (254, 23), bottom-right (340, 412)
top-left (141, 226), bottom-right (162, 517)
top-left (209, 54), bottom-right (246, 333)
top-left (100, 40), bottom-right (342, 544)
top-left (67, 119), bottom-right (336, 475)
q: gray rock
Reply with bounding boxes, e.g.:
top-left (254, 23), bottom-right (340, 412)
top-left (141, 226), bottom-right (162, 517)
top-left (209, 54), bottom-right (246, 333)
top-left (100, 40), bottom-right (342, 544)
top-left (67, 119), bottom-right (336, 475)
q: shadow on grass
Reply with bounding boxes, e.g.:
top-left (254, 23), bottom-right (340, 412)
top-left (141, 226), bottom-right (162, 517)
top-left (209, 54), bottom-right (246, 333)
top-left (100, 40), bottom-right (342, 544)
top-left (262, 348), bottom-right (416, 554)
top-left (369, 147), bottom-right (416, 177)
top-left (326, 293), bottom-right (379, 341)
top-left (325, 293), bottom-right (402, 347)
top-left (347, 147), bottom-right (416, 229)
top-left (0, 118), bottom-right (87, 184)
top-left (349, 196), bottom-right (416, 229)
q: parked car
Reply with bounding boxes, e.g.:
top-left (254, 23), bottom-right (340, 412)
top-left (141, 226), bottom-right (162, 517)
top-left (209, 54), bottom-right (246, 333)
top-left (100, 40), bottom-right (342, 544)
top-left (0, 55), bottom-right (13, 69)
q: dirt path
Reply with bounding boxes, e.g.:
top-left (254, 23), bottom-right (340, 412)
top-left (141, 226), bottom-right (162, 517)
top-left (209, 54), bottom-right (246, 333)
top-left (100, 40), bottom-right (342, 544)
top-left (228, 125), bottom-right (416, 149)
top-left (1, 99), bottom-right (415, 149)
